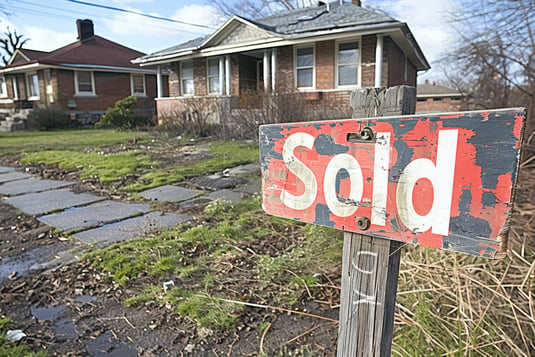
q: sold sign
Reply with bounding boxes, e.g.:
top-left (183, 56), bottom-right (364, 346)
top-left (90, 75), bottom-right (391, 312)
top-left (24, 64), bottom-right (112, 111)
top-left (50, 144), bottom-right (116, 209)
top-left (260, 109), bottom-right (525, 258)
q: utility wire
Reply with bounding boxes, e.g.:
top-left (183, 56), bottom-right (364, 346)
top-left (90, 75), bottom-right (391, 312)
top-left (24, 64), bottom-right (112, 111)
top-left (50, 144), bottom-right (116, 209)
top-left (8, 0), bottom-right (208, 36)
top-left (65, 0), bottom-right (216, 30)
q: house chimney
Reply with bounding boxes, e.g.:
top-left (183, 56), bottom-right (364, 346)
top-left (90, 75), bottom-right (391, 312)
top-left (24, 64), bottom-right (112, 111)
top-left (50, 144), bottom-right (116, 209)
top-left (77, 19), bottom-right (94, 42)
top-left (352, 0), bottom-right (362, 6)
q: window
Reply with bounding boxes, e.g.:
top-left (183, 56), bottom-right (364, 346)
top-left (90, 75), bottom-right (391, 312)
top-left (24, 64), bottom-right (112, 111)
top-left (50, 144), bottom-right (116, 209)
top-left (0, 76), bottom-right (7, 98)
top-left (75, 71), bottom-right (95, 96)
top-left (131, 74), bottom-right (146, 96)
top-left (207, 58), bottom-right (223, 94)
top-left (337, 41), bottom-right (359, 87)
top-left (296, 46), bottom-right (314, 88)
top-left (180, 61), bottom-right (194, 96)
top-left (27, 73), bottom-right (40, 99)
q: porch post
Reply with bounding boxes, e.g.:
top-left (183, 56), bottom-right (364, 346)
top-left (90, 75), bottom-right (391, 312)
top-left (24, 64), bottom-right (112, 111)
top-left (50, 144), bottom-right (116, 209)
top-left (375, 35), bottom-right (383, 88)
top-left (263, 50), bottom-right (271, 92)
top-left (219, 57), bottom-right (225, 95)
top-left (225, 55), bottom-right (231, 95)
top-left (156, 65), bottom-right (162, 98)
top-left (271, 48), bottom-right (277, 92)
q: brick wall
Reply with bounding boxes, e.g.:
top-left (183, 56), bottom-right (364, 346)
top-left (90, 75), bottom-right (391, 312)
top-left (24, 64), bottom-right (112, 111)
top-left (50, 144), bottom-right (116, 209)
top-left (361, 35), bottom-right (377, 87)
top-left (316, 40), bottom-right (334, 90)
top-left (416, 97), bottom-right (467, 113)
top-left (168, 63), bottom-right (180, 96)
top-left (193, 58), bottom-right (207, 96)
top-left (385, 38), bottom-right (416, 87)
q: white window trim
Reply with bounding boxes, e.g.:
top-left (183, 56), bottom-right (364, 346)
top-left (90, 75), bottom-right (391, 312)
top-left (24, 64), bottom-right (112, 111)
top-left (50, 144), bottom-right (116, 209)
top-left (0, 76), bottom-right (7, 98)
top-left (335, 38), bottom-right (361, 89)
top-left (180, 61), bottom-right (194, 96)
top-left (130, 73), bottom-right (147, 97)
top-left (294, 44), bottom-right (316, 90)
top-left (26, 72), bottom-right (40, 100)
top-left (74, 70), bottom-right (96, 97)
top-left (207, 57), bottom-right (224, 95)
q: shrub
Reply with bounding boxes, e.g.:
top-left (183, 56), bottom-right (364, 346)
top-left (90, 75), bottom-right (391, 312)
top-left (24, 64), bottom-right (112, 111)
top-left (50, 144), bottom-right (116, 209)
top-left (96, 96), bottom-right (153, 129)
top-left (27, 104), bottom-right (70, 130)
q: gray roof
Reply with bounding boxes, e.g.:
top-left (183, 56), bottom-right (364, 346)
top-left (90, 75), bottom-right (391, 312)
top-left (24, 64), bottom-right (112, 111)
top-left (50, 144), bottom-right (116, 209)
top-left (134, 1), bottom-right (428, 70)
top-left (417, 82), bottom-right (464, 97)
top-left (255, 2), bottom-right (398, 35)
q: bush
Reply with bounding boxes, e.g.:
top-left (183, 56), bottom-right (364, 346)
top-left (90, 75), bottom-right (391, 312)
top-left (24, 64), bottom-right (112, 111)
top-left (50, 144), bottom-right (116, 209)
top-left (27, 104), bottom-right (71, 130)
top-left (96, 96), bottom-right (153, 129)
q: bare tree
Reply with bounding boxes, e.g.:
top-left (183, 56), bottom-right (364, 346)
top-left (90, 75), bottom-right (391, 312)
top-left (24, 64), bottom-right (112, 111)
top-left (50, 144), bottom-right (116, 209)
top-left (0, 27), bottom-right (29, 65)
top-left (210, 0), bottom-right (312, 18)
top-left (443, 0), bottom-right (535, 139)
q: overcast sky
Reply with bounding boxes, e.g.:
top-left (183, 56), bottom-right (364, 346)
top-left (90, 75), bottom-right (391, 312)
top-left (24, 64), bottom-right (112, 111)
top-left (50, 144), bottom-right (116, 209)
top-left (0, 0), bottom-right (458, 82)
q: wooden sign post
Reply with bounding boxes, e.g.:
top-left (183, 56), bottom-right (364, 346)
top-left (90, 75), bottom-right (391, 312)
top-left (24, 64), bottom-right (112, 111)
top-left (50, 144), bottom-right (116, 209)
top-left (259, 86), bottom-right (525, 355)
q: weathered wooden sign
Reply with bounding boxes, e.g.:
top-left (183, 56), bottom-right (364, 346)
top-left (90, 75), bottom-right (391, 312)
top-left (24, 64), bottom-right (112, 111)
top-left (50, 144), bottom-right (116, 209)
top-left (260, 108), bottom-right (525, 258)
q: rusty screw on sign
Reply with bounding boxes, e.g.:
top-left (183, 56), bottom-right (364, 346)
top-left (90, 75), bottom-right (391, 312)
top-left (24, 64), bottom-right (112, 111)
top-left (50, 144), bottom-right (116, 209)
top-left (359, 127), bottom-right (374, 141)
top-left (357, 216), bottom-right (371, 231)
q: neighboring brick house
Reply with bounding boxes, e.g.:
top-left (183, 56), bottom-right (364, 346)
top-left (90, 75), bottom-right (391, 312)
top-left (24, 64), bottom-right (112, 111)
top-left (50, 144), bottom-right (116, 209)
top-left (416, 80), bottom-right (468, 113)
top-left (133, 0), bottom-right (429, 124)
top-left (0, 19), bottom-right (165, 129)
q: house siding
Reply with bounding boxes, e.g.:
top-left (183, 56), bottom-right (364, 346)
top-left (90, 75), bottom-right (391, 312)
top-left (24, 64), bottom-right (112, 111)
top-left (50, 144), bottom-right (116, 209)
top-left (385, 38), bottom-right (416, 87)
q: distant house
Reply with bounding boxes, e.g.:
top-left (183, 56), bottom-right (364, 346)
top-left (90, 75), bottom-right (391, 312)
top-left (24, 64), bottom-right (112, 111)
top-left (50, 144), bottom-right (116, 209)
top-left (133, 0), bottom-right (429, 124)
top-left (0, 19), bottom-right (165, 130)
top-left (416, 80), bottom-right (467, 113)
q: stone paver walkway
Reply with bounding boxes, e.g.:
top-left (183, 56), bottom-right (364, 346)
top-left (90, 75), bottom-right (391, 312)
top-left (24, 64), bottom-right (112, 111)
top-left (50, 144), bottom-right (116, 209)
top-left (0, 163), bottom-right (261, 282)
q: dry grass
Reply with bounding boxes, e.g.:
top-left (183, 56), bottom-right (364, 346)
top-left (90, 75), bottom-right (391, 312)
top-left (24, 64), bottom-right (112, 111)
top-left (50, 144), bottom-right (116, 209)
top-left (393, 162), bottom-right (535, 356)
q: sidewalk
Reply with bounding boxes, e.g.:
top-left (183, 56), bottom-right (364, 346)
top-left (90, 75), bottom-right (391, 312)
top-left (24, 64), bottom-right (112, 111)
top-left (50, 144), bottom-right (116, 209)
top-left (0, 164), bottom-right (260, 283)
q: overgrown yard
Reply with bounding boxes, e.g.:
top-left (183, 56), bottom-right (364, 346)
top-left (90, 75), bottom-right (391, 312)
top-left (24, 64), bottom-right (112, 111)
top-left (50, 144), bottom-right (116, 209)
top-left (0, 129), bottom-right (534, 356)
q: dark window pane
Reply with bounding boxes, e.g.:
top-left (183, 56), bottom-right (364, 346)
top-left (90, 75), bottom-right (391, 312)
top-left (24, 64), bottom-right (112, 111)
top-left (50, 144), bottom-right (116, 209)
top-left (338, 65), bottom-right (358, 85)
top-left (297, 47), bottom-right (313, 67)
top-left (297, 68), bottom-right (313, 87)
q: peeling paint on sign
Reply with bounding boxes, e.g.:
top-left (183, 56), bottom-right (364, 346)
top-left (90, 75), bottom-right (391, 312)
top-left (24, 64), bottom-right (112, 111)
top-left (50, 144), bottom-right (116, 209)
top-left (260, 108), bottom-right (526, 259)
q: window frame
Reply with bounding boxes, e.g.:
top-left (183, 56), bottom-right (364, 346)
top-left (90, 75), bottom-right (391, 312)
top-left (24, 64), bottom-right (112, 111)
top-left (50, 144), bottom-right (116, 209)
top-left (0, 76), bottom-right (7, 98)
top-left (130, 73), bottom-right (146, 97)
top-left (74, 70), bottom-right (96, 96)
top-left (180, 61), bottom-right (194, 96)
top-left (335, 39), bottom-right (361, 88)
top-left (26, 72), bottom-right (40, 100)
top-left (207, 57), bottom-right (223, 95)
top-left (294, 44), bottom-right (315, 90)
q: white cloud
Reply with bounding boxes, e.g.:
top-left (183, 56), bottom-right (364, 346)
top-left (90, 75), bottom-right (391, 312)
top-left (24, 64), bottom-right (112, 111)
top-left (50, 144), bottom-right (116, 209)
top-left (364, 0), bottom-right (458, 80)
top-left (21, 26), bottom-right (75, 51)
top-left (0, 17), bottom-right (75, 52)
top-left (102, 4), bottom-right (223, 44)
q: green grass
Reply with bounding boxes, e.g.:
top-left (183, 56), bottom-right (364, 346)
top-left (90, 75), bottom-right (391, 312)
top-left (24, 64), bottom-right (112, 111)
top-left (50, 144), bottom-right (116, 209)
top-left (122, 141), bottom-right (259, 192)
top-left (0, 129), bottom-right (149, 155)
top-left (21, 150), bottom-right (152, 183)
top-left (86, 195), bottom-right (343, 330)
top-left (0, 316), bottom-right (47, 357)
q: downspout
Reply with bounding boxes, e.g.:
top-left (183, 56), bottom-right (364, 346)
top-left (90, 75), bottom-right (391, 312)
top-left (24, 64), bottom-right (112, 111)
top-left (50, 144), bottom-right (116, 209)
top-left (375, 35), bottom-right (383, 88)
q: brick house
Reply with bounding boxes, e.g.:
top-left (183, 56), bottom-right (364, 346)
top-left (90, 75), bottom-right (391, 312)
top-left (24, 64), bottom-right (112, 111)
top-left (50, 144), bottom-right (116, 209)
top-left (0, 19), bottom-right (164, 129)
top-left (416, 80), bottom-right (468, 113)
top-left (133, 0), bottom-right (429, 125)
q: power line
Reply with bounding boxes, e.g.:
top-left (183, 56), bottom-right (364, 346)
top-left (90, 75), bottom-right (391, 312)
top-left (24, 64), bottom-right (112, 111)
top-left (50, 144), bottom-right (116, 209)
top-left (4, 1), bottom-right (211, 37)
top-left (64, 0), bottom-right (216, 30)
